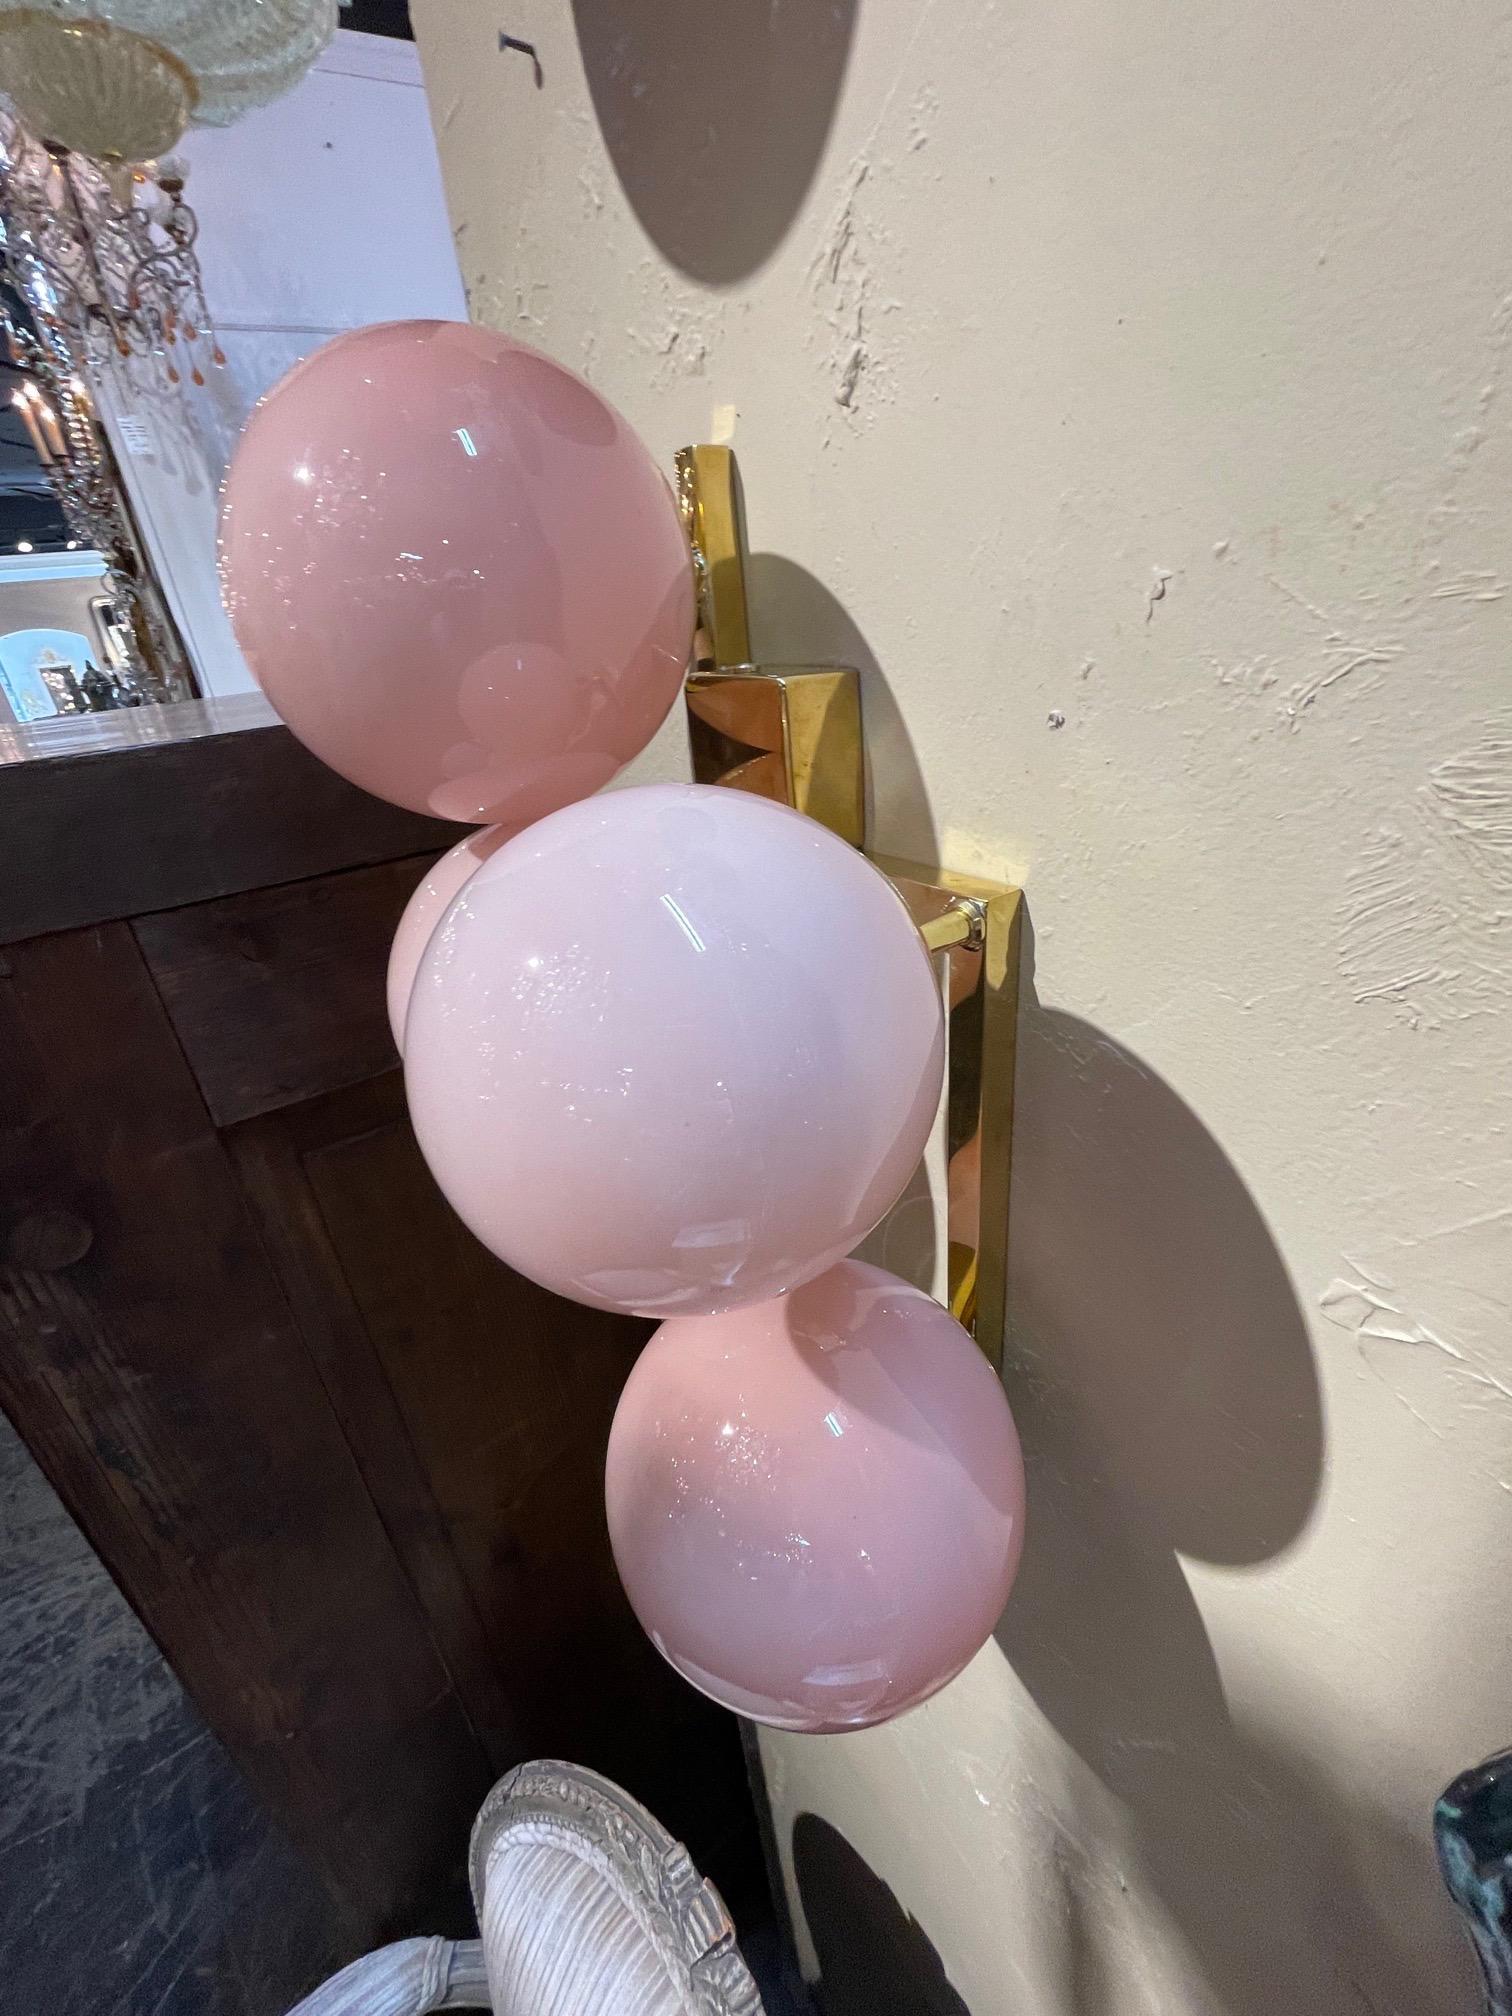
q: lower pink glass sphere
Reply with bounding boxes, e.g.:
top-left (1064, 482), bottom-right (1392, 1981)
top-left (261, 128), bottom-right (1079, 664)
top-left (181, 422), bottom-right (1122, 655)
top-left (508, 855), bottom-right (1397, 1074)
top-left (605, 1259), bottom-right (1026, 1732)
top-left (404, 784), bottom-right (944, 1317)
top-left (387, 824), bottom-right (517, 1053)
top-left (218, 320), bottom-right (694, 824)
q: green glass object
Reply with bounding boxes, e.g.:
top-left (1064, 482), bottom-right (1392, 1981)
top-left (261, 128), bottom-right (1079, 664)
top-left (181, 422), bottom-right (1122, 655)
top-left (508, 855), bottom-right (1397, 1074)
top-left (1437, 1750), bottom-right (1512, 2013)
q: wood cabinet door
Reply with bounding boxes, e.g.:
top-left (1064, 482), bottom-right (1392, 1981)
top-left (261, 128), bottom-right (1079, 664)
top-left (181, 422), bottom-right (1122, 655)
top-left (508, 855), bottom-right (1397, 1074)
top-left (0, 835), bottom-right (756, 1948)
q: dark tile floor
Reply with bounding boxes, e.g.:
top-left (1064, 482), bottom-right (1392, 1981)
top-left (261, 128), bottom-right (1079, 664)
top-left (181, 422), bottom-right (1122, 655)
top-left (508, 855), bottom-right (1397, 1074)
top-left (0, 1415), bottom-right (347, 2016)
top-left (1, 1403), bottom-right (826, 2015)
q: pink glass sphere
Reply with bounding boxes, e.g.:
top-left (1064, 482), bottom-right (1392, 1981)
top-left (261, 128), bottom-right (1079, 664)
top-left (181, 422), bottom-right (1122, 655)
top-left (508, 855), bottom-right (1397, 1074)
top-left (387, 823), bottom-right (517, 1053)
top-left (218, 320), bottom-right (694, 823)
top-left (606, 1259), bottom-right (1026, 1732)
top-left (404, 784), bottom-right (945, 1318)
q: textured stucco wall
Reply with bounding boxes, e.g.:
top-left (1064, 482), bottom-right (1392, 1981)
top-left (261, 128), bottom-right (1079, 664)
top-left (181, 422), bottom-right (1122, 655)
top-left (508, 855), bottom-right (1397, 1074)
top-left (411, 4), bottom-right (1512, 2007)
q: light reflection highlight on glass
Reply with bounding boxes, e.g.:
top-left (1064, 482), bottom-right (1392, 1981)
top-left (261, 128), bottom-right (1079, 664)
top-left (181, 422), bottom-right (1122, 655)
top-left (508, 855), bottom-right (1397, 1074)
top-left (660, 892), bottom-right (707, 953)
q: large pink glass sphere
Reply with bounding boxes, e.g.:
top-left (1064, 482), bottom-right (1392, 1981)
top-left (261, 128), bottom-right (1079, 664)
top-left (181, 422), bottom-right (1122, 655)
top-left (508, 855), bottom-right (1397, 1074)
top-left (404, 784), bottom-right (945, 1318)
top-left (606, 1259), bottom-right (1026, 1732)
top-left (386, 823), bottom-right (517, 1054)
top-left (218, 321), bottom-right (694, 823)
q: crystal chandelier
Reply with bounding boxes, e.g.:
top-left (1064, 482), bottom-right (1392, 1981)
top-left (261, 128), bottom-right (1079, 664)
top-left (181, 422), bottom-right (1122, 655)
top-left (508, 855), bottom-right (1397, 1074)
top-left (1, 284), bottom-right (195, 703)
top-left (0, 0), bottom-right (340, 708)
top-left (0, 122), bottom-right (209, 700)
top-left (0, 2), bottom-right (339, 163)
top-left (0, 1), bottom-right (338, 379)
top-left (0, 124), bottom-right (221, 382)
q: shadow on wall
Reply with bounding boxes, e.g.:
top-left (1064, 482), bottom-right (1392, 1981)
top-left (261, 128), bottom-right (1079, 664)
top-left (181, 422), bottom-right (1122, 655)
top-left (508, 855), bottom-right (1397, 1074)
top-left (748, 553), bottom-right (944, 1295)
top-left (746, 553), bottom-right (939, 869)
top-left (734, 539), bottom-right (1467, 2016)
top-left (1024, 1713), bottom-right (1470, 2016)
top-left (996, 942), bottom-right (1472, 2012)
top-left (567, 2), bottom-right (858, 285)
top-left (1004, 962), bottom-right (1324, 1575)
top-left (793, 1815), bottom-right (968, 2016)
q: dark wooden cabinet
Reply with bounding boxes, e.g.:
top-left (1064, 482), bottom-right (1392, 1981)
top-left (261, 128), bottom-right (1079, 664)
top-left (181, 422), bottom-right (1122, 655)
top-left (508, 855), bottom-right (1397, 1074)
top-left (0, 699), bottom-right (758, 1949)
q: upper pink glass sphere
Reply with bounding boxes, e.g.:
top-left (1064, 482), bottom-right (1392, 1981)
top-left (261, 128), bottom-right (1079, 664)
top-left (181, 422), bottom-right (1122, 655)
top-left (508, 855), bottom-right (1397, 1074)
top-left (218, 320), bottom-right (694, 822)
top-left (404, 784), bottom-right (945, 1318)
top-left (606, 1259), bottom-right (1026, 1732)
top-left (386, 823), bottom-right (518, 1054)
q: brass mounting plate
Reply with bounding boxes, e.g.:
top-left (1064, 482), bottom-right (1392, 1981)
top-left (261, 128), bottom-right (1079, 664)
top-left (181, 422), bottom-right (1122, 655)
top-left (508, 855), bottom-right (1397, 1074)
top-left (677, 442), bottom-right (1021, 1369)
top-left (684, 666), bottom-right (866, 850)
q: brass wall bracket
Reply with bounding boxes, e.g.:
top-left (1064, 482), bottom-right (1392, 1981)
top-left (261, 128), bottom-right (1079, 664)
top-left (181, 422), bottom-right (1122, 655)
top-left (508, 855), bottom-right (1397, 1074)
top-left (677, 446), bottom-right (865, 849)
top-left (676, 443), bottom-right (1021, 1369)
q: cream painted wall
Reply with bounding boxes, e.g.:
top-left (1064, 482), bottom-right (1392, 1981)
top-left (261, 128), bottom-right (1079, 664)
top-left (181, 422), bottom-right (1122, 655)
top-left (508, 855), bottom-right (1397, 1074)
top-left (412, 4), bottom-right (1512, 2009)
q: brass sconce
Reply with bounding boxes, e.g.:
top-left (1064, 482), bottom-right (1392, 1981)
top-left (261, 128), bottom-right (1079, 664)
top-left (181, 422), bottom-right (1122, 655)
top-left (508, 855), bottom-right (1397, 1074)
top-left (677, 445), bottom-right (1022, 1367)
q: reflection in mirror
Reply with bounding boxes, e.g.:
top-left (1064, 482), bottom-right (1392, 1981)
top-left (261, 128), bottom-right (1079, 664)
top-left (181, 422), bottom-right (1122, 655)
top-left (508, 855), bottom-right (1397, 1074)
top-left (0, 606), bottom-right (120, 723)
top-left (0, 246), bottom-right (195, 711)
top-left (0, 16), bottom-right (470, 725)
top-left (0, 17), bottom-right (472, 731)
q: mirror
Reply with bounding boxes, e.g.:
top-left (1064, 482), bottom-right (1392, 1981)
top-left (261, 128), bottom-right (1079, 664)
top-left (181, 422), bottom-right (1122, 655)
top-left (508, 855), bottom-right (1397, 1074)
top-left (0, 0), bottom-right (465, 733)
top-left (0, 256), bottom-right (194, 719)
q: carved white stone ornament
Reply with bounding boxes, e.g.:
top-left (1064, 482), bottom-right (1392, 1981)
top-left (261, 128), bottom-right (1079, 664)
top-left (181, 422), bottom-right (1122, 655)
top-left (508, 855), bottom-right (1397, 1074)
top-left (284, 1761), bottom-right (766, 2016)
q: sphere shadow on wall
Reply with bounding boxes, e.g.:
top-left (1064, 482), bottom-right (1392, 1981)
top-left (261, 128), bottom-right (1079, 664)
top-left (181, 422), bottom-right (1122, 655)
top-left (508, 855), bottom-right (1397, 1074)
top-left (1005, 994), bottom-right (1323, 1572)
top-left (792, 1815), bottom-right (969, 2016)
top-left (746, 553), bottom-right (938, 865)
top-left (568, 1), bottom-right (859, 284)
top-left (748, 554), bottom-right (942, 1289)
top-left (988, 959), bottom-right (1359, 2012)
